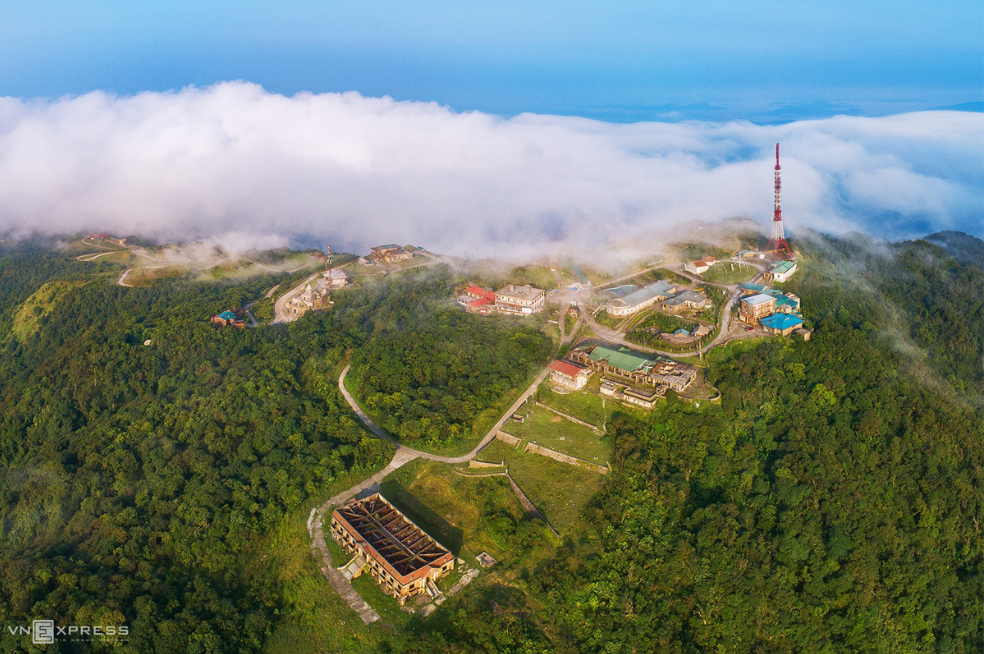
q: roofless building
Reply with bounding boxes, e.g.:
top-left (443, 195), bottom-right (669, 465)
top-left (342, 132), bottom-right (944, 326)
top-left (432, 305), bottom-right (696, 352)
top-left (330, 494), bottom-right (455, 605)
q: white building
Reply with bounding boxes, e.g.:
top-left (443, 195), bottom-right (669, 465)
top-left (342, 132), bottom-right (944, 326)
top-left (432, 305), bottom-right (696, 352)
top-left (495, 284), bottom-right (545, 314)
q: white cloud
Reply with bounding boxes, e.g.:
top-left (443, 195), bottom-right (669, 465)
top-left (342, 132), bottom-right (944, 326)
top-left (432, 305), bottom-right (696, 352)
top-left (0, 82), bottom-right (980, 256)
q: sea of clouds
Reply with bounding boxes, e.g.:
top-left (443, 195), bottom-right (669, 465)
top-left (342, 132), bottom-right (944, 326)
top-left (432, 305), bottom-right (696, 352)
top-left (0, 82), bottom-right (980, 256)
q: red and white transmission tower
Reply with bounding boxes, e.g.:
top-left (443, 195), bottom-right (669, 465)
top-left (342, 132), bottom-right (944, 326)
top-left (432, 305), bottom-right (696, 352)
top-left (764, 142), bottom-right (793, 259)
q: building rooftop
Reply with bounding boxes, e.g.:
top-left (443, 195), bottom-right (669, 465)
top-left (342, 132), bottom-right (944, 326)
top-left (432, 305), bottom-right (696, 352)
top-left (743, 293), bottom-right (776, 306)
top-left (375, 244), bottom-right (401, 251)
top-left (549, 359), bottom-right (587, 378)
top-left (771, 260), bottom-right (796, 274)
top-left (608, 280), bottom-right (676, 309)
top-left (761, 313), bottom-right (804, 330)
top-left (465, 285), bottom-right (495, 300)
top-left (496, 284), bottom-right (543, 299)
top-left (332, 494), bottom-right (452, 584)
top-left (216, 310), bottom-right (237, 320)
top-left (742, 283), bottom-right (766, 293)
top-left (581, 343), bottom-right (656, 374)
top-left (664, 290), bottom-right (708, 306)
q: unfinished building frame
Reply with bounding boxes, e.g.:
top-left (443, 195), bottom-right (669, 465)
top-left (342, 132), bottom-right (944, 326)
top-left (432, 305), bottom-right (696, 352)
top-left (330, 494), bottom-right (455, 605)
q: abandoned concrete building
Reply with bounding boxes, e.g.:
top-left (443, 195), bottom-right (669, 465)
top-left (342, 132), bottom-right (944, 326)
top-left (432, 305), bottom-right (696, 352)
top-left (600, 379), bottom-right (663, 409)
top-left (569, 342), bottom-right (698, 392)
top-left (548, 359), bottom-right (593, 390)
top-left (330, 494), bottom-right (455, 606)
top-left (495, 284), bottom-right (545, 314)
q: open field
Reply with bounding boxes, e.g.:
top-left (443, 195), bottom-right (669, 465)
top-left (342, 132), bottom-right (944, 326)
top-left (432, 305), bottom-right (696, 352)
top-left (507, 406), bottom-right (610, 465)
top-left (701, 262), bottom-right (758, 284)
top-left (504, 449), bottom-right (606, 533)
top-left (537, 379), bottom-right (610, 426)
top-left (384, 459), bottom-right (527, 565)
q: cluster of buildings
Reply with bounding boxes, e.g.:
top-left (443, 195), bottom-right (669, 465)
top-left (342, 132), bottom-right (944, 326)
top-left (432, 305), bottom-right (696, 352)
top-left (458, 283), bottom-right (546, 316)
top-left (287, 282), bottom-right (331, 316)
top-left (89, 233), bottom-right (127, 247)
top-left (369, 244), bottom-right (414, 264)
top-left (548, 341), bottom-right (699, 410)
top-left (211, 309), bottom-right (247, 328)
top-left (738, 283), bottom-right (808, 337)
top-left (330, 493), bottom-right (455, 606)
top-left (604, 280), bottom-right (710, 318)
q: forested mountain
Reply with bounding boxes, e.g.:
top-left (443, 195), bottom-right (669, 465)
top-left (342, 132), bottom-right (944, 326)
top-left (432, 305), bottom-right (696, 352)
top-left (0, 236), bottom-right (980, 653)
top-left (389, 236), bottom-right (984, 653)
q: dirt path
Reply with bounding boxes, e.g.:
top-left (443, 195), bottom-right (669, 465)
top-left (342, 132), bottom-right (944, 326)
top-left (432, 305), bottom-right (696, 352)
top-left (116, 268), bottom-right (133, 287)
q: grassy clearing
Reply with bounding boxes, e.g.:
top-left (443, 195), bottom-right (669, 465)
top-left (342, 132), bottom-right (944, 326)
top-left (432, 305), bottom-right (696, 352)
top-left (350, 574), bottom-right (411, 627)
top-left (508, 265), bottom-right (559, 290)
top-left (504, 450), bottom-right (606, 534)
top-left (383, 459), bottom-right (527, 565)
top-left (507, 406), bottom-right (610, 465)
top-left (705, 336), bottom-right (769, 366)
top-left (701, 262), bottom-right (758, 285)
top-left (475, 439), bottom-right (520, 463)
top-left (537, 380), bottom-right (609, 426)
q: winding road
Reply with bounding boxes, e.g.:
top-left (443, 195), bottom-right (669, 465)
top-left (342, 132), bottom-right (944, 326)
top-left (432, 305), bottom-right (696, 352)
top-left (307, 361), bottom-right (552, 624)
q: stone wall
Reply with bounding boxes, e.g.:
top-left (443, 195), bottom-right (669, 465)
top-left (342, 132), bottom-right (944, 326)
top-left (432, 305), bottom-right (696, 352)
top-left (495, 431), bottom-right (521, 446)
top-left (523, 442), bottom-right (609, 474)
top-left (468, 459), bottom-right (504, 468)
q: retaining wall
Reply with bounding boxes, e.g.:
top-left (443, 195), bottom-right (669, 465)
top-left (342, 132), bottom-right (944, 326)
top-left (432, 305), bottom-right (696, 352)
top-left (523, 442), bottom-right (609, 474)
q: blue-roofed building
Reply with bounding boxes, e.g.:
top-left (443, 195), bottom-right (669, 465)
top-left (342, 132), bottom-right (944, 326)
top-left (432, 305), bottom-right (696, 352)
top-left (605, 280), bottom-right (678, 317)
top-left (760, 313), bottom-right (804, 335)
top-left (741, 282), bottom-right (766, 296)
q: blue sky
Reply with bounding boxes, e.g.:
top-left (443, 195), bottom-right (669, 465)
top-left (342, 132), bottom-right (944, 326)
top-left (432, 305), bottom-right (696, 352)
top-left (1, 1), bottom-right (981, 121)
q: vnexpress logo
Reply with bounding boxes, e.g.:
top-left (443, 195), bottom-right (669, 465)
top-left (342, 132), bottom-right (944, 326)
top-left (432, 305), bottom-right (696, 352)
top-left (32, 620), bottom-right (54, 645)
top-left (7, 619), bottom-right (128, 644)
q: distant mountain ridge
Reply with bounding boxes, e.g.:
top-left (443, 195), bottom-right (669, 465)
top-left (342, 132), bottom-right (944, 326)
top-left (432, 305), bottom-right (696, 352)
top-left (922, 230), bottom-right (983, 268)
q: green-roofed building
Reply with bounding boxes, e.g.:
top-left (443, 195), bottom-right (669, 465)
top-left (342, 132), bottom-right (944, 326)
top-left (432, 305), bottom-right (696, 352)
top-left (570, 341), bottom-right (698, 391)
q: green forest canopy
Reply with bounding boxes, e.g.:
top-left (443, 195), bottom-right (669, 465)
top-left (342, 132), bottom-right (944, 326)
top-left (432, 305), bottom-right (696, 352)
top-left (0, 235), bottom-right (980, 653)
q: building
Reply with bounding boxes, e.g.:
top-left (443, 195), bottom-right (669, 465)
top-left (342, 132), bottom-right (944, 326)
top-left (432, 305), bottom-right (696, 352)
top-left (570, 342), bottom-right (698, 392)
top-left (495, 284), bottom-right (545, 314)
top-left (370, 244), bottom-right (413, 263)
top-left (760, 312), bottom-right (805, 336)
top-left (684, 256), bottom-right (716, 275)
top-left (599, 379), bottom-right (663, 410)
top-left (692, 324), bottom-right (712, 338)
top-left (767, 260), bottom-right (798, 282)
top-left (211, 310), bottom-right (247, 328)
top-left (763, 289), bottom-right (801, 313)
top-left (740, 283), bottom-right (767, 296)
top-left (739, 293), bottom-right (777, 323)
top-left (661, 290), bottom-right (711, 313)
top-left (330, 494), bottom-right (455, 606)
top-left (322, 269), bottom-right (351, 288)
top-left (288, 283), bottom-right (330, 315)
top-left (548, 359), bottom-right (592, 390)
top-left (605, 280), bottom-right (677, 317)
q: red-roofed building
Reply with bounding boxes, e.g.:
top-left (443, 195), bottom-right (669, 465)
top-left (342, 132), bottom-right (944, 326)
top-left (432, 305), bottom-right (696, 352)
top-left (549, 359), bottom-right (593, 390)
top-left (464, 285), bottom-right (495, 301)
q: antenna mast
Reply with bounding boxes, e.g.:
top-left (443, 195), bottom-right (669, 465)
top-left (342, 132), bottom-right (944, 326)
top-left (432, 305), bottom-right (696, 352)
top-left (764, 143), bottom-right (792, 259)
